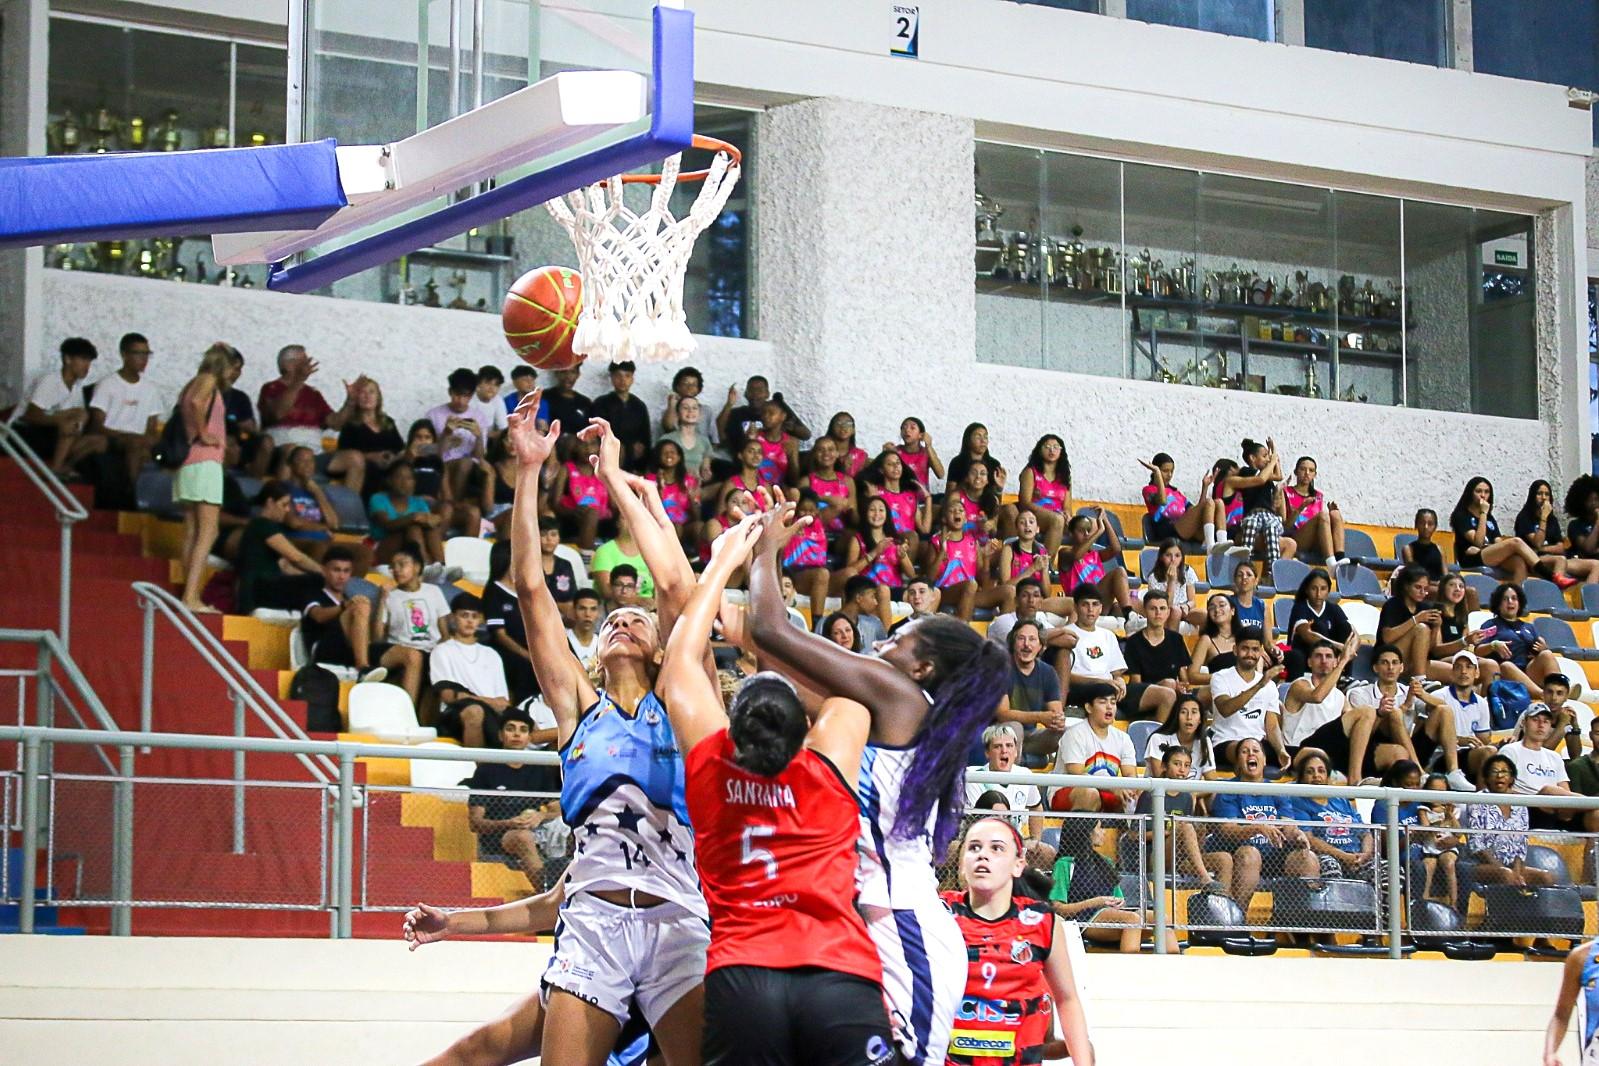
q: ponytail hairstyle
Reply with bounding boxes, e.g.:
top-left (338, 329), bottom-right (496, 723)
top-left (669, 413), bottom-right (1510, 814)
top-left (727, 672), bottom-right (808, 777)
top-left (893, 616), bottom-right (1011, 851)
top-left (1240, 439), bottom-right (1267, 467)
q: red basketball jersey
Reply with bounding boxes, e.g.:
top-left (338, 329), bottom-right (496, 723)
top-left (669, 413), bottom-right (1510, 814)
top-left (685, 729), bottom-right (883, 984)
top-left (941, 892), bottom-right (1056, 1066)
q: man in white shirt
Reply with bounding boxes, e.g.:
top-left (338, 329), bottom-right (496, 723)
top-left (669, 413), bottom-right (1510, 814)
top-left (1437, 649), bottom-right (1497, 783)
top-left (430, 593), bottom-right (511, 750)
top-left (1061, 585), bottom-right (1173, 721)
top-left (1282, 634), bottom-right (1385, 784)
top-left (1052, 682), bottom-right (1138, 814)
top-left (11, 337), bottom-right (106, 475)
top-left (88, 332), bottom-right (163, 487)
top-left (1208, 625), bottom-right (1290, 772)
top-left (986, 578), bottom-right (1073, 650)
top-left (566, 590), bottom-right (602, 670)
top-left (1499, 703), bottom-right (1599, 832)
top-left (1347, 643), bottom-right (1471, 789)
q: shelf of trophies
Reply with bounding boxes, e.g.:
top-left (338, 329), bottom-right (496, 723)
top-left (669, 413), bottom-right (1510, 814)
top-left (381, 228), bottom-right (516, 310)
top-left (42, 106), bottom-right (281, 286)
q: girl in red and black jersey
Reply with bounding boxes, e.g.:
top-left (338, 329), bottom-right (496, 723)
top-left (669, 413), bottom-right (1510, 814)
top-left (943, 817), bottom-right (1093, 1066)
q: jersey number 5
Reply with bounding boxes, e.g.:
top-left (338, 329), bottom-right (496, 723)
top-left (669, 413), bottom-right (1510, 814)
top-left (741, 824), bottom-right (777, 880)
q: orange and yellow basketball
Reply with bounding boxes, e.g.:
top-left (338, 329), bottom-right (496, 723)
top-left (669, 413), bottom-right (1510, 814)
top-left (502, 266), bottom-right (584, 370)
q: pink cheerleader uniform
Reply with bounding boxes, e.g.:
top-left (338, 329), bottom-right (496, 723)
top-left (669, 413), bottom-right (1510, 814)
top-left (1065, 546), bottom-right (1106, 592)
top-left (1029, 469), bottom-right (1069, 513)
top-left (1143, 482), bottom-right (1190, 523)
top-left (958, 491), bottom-right (989, 540)
top-left (897, 445), bottom-right (931, 488)
top-left (839, 445), bottom-right (869, 478)
top-left (757, 434), bottom-right (791, 487)
top-left (858, 533), bottom-right (903, 588)
top-left (1284, 486), bottom-right (1325, 530)
top-left (1215, 484), bottom-right (1244, 534)
top-left (782, 519), bottom-right (829, 571)
top-left (561, 461), bottom-right (611, 518)
top-left (1009, 541), bottom-right (1046, 581)
top-left (932, 532), bottom-right (978, 588)
top-left (728, 472), bottom-right (767, 509)
top-left (877, 487), bottom-right (919, 537)
top-left (649, 474), bottom-right (697, 526)
top-left (810, 472), bottom-right (851, 534)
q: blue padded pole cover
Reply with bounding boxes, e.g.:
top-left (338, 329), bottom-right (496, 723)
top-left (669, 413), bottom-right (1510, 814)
top-left (0, 140), bottom-right (347, 249)
top-left (266, 5), bottom-right (696, 294)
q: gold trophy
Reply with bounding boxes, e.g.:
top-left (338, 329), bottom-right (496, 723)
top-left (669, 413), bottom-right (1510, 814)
top-left (151, 110), bottom-right (183, 152)
top-left (48, 111), bottom-right (81, 154)
top-left (88, 107), bottom-right (119, 153)
top-left (127, 115), bottom-right (146, 149)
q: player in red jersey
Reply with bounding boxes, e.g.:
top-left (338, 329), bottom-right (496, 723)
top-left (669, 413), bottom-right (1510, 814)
top-left (658, 513), bottom-right (897, 1066)
top-left (943, 818), bottom-right (1093, 1066)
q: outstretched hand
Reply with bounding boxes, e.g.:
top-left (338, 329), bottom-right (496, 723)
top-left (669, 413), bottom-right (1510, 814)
top-left (402, 901), bottom-right (449, 950)
top-left (710, 512), bottom-right (765, 570)
top-left (508, 389), bottom-right (559, 467)
top-left (618, 471), bottom-right (676, 534)
top-left (578, 417), bottom-right (624, 478)
top-left (755, 501), bottom-right (812, 557)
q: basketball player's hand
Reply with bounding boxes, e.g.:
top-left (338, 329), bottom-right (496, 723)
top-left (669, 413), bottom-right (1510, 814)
top-left (508, 389), bottom-right (559, 467)
top-left (756, 501), bottom-right (810, 557)
top-left (578, 417), bottom-right (623, 477)
top-left (403, 902), bottom-right (450, 950)
top-left (710, 512), bottom-right (763, 569)
top-left (618, 472), bottom-right (674, 534)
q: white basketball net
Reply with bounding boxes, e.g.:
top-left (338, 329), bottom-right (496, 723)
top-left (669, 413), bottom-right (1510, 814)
top-left (545, 148), bottom-right (741, 364)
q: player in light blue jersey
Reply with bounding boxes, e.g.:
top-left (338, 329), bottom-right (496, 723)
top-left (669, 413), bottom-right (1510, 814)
top-left (507, 394), bottom-right (709, 1066)
top-left (1545, 939), bottom-right (1599, 1065)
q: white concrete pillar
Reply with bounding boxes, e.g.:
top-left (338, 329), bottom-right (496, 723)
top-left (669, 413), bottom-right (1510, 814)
top-left (752, 97), bottom-right (975, 448)
top-left (0, 0), bottom-right (48, 407)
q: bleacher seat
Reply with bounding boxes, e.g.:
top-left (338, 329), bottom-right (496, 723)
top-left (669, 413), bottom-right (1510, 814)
top-left (407, 742), bottom-right (476, 793)
top-left (1078, 506), bottom-right (1143, 550)
top-left (445, 536), bottom-right (493, 585)
top-left (1392, 532), bottom-right (1417, 564)
top-left (1348, 643), bottom-right (1377, 683)
top-left (347, 683), bottom-right (436, 740)
top-left (1335, 563), bottom-right (1387, 604)
top-left (1463, 573), bottom-right (1499, 603)
top-left (1552, 584), bottom-right (1599, 622)
top-left (134, 468), bottom-right (181, 520)
top-left (1343, 601), bottom-right (1380, 641)
top-left (1468, 608), bottom-right (1492, 632)
top-left (1343, 529), bottom-right (1393, 569)
top-left (1522, 578), bottom-right (1565, 615)
top-left (1207, 544), bottom-right (1247, 590)
top-left (1271, 558), bottom-right (1311, 592)
top-left (1138, 546), bottom-right (1158, 581)
top-left (1127, 719), bottom-right (1159, 764)
top-left (1272, 598), bottom-right (1294, 633)
top-left (1533, 616), bottom-right (1599, 660)
top-left (323, 482), bottom-right (370, 533)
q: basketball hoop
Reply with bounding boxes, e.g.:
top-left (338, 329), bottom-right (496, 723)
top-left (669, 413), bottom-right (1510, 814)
top-left (544, 134), bottom-right (741, 364)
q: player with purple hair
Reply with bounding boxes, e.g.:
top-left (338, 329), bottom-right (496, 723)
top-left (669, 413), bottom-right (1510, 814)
top-left (746, 503), bottom-right (1010, 1066)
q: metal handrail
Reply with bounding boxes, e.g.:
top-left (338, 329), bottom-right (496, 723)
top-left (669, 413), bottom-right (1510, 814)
top-left (131, 582), bottom-right (335, 785)
top-left (0, 421), bottom-right (88, 649)
top-left (0, 630), bottom-right (135, 934)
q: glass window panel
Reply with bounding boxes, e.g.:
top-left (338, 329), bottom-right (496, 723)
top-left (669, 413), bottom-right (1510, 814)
top-left (1122, 162), bottom-right (1201, 386)
top-left (1330, 192), bottom-right (1403, 406)
top-left (976, 142), bottom-right (1047, 370)
top-left (1473, 0), bottom-right (1599, 143)
top-left (235, 44), bottom-right (289, 148)
top-left (1196, 173), bottom-right (1334, 399)
top-left (1304, 0), bottom-right (1447, 67)
top-left (1040, 153), bottom-right (1123, 377)
top-left (1015, 0), bottom-right (1100, 11)
top-left (1126, 0), bottom-right (1275, 41)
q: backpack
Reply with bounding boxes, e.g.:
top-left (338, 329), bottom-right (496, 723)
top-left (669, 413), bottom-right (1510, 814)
top-left (290, 664), bottom-right (343, 733)
top-left (153, 392), bottom-right (216, 469)
top-left (1487, 679), bottom-right (1531, 732)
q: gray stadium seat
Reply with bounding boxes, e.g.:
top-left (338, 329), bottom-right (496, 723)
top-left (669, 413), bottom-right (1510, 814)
top-left (1343, 529), bottom-right (1393, 569)
top-left (322, 483), bottom-right (370, 534)
top-left (1522, 577), bottom-right (1565, 615)
top-left (1533, 616), bottom-right (1599, 660)
top-left (1271, 558), bottom-right (1311, 593)
top-left (1463, 573), bottom-right (1500, 603)
top-left (1127, 719), bottom-right (1160, 763)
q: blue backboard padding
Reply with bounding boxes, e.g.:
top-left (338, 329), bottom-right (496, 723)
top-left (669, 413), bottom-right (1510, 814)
top-left (266, 5), bottom-right (696, 294)
top-left (0, 140), bottom-right (347, 249)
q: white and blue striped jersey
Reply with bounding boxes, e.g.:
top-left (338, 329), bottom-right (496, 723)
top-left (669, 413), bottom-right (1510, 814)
top-left (855, 741), bottom-right (941, 911)
top-left (1577, 941), bottom-right (1599, 1065)
top-left (559, 689), bottom-right (705, 920)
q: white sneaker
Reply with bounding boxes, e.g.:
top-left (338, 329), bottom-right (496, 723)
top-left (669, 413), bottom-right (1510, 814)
top-left (422, 562), bottom-right (445, 582)
top-left (359, 666), bottom-right (388, 685)
top-left (1445, 768), bottom-right (1473, 792)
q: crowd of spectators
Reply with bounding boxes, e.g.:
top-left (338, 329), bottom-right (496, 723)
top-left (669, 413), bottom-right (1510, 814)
top-left (14, 333), bottom-right (1599, 910)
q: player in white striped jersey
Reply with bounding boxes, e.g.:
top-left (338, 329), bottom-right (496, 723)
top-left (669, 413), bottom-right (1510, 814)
top-left (746, 502), bottom-right (1011, 1066)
